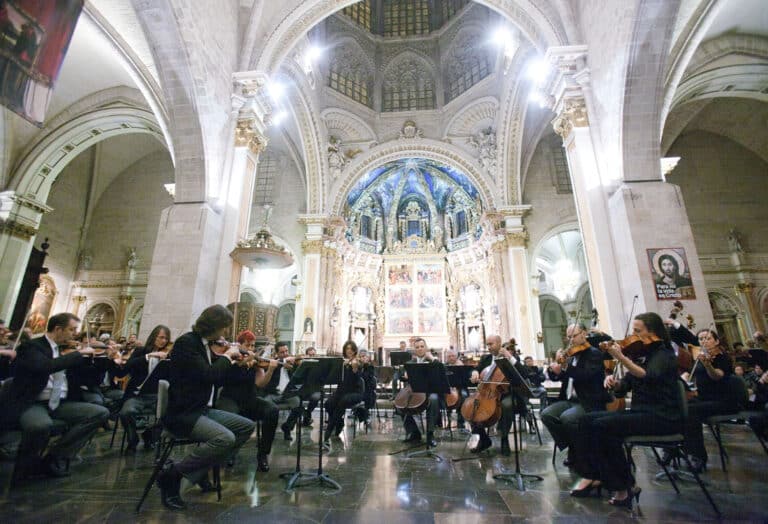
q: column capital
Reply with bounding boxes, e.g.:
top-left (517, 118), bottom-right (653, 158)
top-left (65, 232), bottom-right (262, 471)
top-left (543, 46), bottom-right (590, 139)
top-left (72, 295), bottom-right (87, 303)
top-left (551, 97), bottom-right (589, 139)
top-left (504, 230), bottom-right (529, 248)
top-left (735, 282), bottom-right (756, 294)
top-left (234, 118), bottom-right (268, 155)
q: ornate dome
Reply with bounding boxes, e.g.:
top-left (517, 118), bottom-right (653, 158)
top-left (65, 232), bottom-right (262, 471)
top-left (341, 0), bottom-right (470, 37)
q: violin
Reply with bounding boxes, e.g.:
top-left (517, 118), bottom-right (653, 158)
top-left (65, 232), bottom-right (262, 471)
top-left (599, 334), bottom-right (661, 360)
top-left (566, 342), bottom-right (591, 358)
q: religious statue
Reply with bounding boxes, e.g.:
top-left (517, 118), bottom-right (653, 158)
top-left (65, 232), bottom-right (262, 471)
top-left (728, 228), bottom-right (743, 253)
top-left (398, 120), bottom-right (423, 140)
top-left (468, 127), bottom-right (497, 173)
top-left (126, 247), bottom-right (138, 269)
top-left (303, 317), bottom-right (314, 335)
top-left (327, 135), bottom-right (347, 180)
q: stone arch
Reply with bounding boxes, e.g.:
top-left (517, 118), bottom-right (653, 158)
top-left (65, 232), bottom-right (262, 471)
top-left (538, 294), bottom-right (567, 355)
top-left (9, 104), bottom-right (165, 208)
top-left (529, 221), bottom-right (582, 277)
top-left (330, 139), bottom-right (497, 216)
top-left (621, 0), bottom-right (682, 182)
top-left (381, 50), bottom-right (439, 111)
top-left (248, 0), bottom-right (571, 76)
top-left (325, 37), bottom-right (375, 108)
top-left (444, 96), bottom-right (499, 138)
top-left (321, 107), bottom-right (378, 144)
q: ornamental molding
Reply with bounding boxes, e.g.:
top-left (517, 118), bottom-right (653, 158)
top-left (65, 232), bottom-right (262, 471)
top-left (331, 138), bottom-right (495, 216)
top-left (0, 218), bottom-right (37, 239)
top-left (234, 118), bottom-right (268, 154)
top-left (552, 97), bottom-right (589, 139)
top-left (505, 230), bottom-right (529, 248)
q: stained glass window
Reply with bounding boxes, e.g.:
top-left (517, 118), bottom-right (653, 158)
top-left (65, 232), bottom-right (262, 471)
top-left (382, 0), bottom-right (430, 37)
top-left (342, 0), bottom-right (372, 31)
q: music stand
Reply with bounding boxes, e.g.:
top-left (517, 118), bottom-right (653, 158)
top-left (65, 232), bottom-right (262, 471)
top-left (491, 358), bottom-right (544, 491)
top-left (403, 362), bottom-right (449, 461)
top-left (281, 358), bottom-right (343, 492)
top-left (390, 351), bottom-right (412, 367)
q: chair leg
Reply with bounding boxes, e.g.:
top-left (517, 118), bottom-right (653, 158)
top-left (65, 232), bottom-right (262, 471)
top-left (530, 411), bottom-right (542, 446)
top-left (707, 424), bottom-right (727, 472)
top-left (651, 446), bottom-right (680, 494)
top-left (680, 452), bottom-right (721, 517)
top-left (213, 465), bottom-right (222, 501)
top-left (109, 416), bottom-right (120, 448)
top-left (136, 440), bottom-right (175, 513)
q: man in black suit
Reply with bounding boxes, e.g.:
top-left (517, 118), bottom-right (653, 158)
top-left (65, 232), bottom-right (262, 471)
top-left (119, 325), bottom-right (172, 451)
top-left (0, 312), bottom-right (109, 477)
top-left (157, 305), bottom-right (255, 511)
top-left (400, 337), bottom-right (442, 447)
top-left (541, 324), bottom-right (611, 459)
top-left (468, 334), bottom-right (524, 456)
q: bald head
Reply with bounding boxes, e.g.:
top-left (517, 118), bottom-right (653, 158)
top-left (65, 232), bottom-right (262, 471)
top-left (487, 335), bottom-right (502, 355)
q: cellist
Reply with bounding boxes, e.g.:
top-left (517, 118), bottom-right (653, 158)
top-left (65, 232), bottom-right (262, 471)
top-left (467, 334), bottom-right (523, 456)
top-left (541, 324), bottom-right (611, 465)
top-left (399, 337), bottom-right (441, 447)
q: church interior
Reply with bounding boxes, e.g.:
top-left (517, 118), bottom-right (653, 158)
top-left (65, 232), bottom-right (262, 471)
top-left (1, 0), bottom-right (767, 522)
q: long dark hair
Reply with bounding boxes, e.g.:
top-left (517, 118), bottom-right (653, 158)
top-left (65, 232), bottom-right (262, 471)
top-left (342, 340), bottom-right (358, 358)
top-left (192, 305), bottom-right (233, 338)
top-left (634, 311), bottom-right (671, 347)
top-left (145, 325), bottom-right (171, 350)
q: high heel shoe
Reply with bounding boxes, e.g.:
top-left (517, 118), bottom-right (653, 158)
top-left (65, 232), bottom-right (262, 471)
top-left (570, 481), bottom-right (602, 498)
top-left (609, 487), bottom-right (641, 508)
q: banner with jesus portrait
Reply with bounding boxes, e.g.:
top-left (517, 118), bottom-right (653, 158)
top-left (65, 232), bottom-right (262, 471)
top-left (0, 0), bottom-right (84, 126)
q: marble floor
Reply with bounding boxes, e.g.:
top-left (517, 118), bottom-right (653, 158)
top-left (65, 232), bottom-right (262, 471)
top-left (0, 410), bottom-right (765, 523)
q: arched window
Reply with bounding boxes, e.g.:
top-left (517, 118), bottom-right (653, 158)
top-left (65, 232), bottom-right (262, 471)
top-left (382, 0), bottom-right (430, 37)
top-left (254, 150), bottom-right (277, 206)
top-left (328, 42), bottom-right (373, 108)
top-left (382, 56), bottom-right (436, 112)
top-left (342, 0), bottom-right (372, 31)
top-left (445, 32), bottom-right (492, 102)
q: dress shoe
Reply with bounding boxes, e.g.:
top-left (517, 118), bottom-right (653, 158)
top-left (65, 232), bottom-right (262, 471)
top-left (471, 436), bottom-right (493, 454)
top-left (42, 455), bottom-right (70, 478)
top-left (570, 480), bottom-right (602, 498)
top-left (158, 466), bottom-right (186, 510)
top-left (197, 478), bottom-right (217, 493)
top-left (500, 439), bottom-right (511, 457)
top-left (257, 453), bottom-right (270, 472)
top-left (281, 423), bottom-right (293, 441)
top-left (402, 432), bottom-right (421, 443)
top-left (609, 487), bottom-right (641, 508)
top-left (426, 432), bottom-right (437, 448)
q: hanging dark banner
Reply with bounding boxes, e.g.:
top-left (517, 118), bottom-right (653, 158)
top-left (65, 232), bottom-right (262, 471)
top-left (0, 0), bottom-right (84, 127)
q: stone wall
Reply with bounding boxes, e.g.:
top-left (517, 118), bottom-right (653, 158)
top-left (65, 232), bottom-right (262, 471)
top-left (667, 130), bottom-right (768, 255)
top-left (85, 150), bottom-right (174, 270)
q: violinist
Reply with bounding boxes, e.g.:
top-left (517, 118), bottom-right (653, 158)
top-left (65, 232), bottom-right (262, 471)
top-left (217, 330), bottom-right (278, 472)
top-left (158, 306), bottom-right (255, 511)
top-left (569, 312), bottom-right (680, 507)
top-left (400, 337), bottom-right (441, 447)
top-left (467, 334), bottom-right (523, 456)
top-left (324, 341), bottom-right (365, 442)
top-left (445, 349), bottom-right (469, 431)
top-left (256, 342), bottom-right (301, 441)
top-left (119, 325), bottom-right (172, 452)
top-left (0, 313), bottom-right (109, 478)
top-left (677, 329), bottom-right (737, 473)
top-left (353, 349), bottom-right (377, 427)
top-left (541, 324), bottom-right (611, 463)
top-left (522, 356), bottom-right (548, 408)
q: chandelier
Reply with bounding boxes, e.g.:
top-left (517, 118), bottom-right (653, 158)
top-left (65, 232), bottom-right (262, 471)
top-left (230, 206), bottom-right (294, 269)
top-left (552, 259), bottom-right (580, 301)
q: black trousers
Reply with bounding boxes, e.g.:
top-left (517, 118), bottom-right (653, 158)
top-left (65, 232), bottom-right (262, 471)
top-left (217, 395), bottom-right (278, 455)
top-left (402, 393), bottom-right (440, 435)
top-left (571, 410), bottom-right (680, 491)
top-left (325, 391), bottom-right (364, 433)
top-left (684, 400), bottom-right (736, 462)
top-left (284, 391), bottom-right (321, 430)
top-left (470, 392), bottom-right (516, 440)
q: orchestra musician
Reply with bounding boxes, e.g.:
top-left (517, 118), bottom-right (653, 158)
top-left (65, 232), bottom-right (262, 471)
top-left (119, 325), bottom-right (172, 452)
top-left (157, 305), bottom-right (255, 511)
top-left (676, 329), bottom-right (739, 473)
top-left (255, 341), bottom-right (301, 441)
top-left (400, 337), bottom-right (440, 447)
top-left (286, 346), bottom-right (321, 430)
top-left (216, 330), bottom-right (277, 472)
top-left (324, 341), bottom-right (365, 442)
top-left (568, 312), bottom-right (680, 507)
top-left (0, 313), bottom-right (109, 478)
top-left (468, 334), bottom-right (524, 456)
top-left (541, 324), bottom-right (611, 462)
top-left (445, 349), bottom-right (469, 431)
top-left (353, 349), bottom-right (377, 427)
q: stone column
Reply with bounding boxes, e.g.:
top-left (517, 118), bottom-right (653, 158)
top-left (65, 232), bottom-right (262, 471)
top-left (70, 295), bottom-right (87, 317)
top-left (501, 216), bottom-right (538, 357)
top-left (213, 77), bottom-right (269, 305)
top-left (295, 215), bottom-right (327, 350)
top-left (735, 282), bottom-right (766, 336)
top-left (0, 192), bottom-right (51, 322)
top-left (114, 294), bottom-right (134, 338)
top-left (544, 46), bottom-right (713, 333)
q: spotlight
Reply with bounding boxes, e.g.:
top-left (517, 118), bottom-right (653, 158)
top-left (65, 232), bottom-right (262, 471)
top-left (528, 90), bottom-right (543, 105)
top-left (305, 45), bottom-right (323, 63)
top-left (491, 27), bottom-right (512, 47)
top-left (271, 110), bottom-right (288, 126)
top-left (526, 58), bottom-right (550, 85)
top-left (267, 82), bottom-right (285, 102)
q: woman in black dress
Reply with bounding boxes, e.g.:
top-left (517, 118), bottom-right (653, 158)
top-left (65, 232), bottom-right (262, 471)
top-left (324, 340), bottom-right (365, 441)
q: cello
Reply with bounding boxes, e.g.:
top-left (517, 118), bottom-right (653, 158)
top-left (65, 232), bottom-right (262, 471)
top-left (460, 339), bottom-right (516, 428)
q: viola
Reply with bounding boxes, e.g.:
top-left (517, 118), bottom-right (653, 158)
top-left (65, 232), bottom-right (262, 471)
top-left (566, 342), bottom-right (591, 358)
top-left (599, 334), bottom-right (661, 360)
